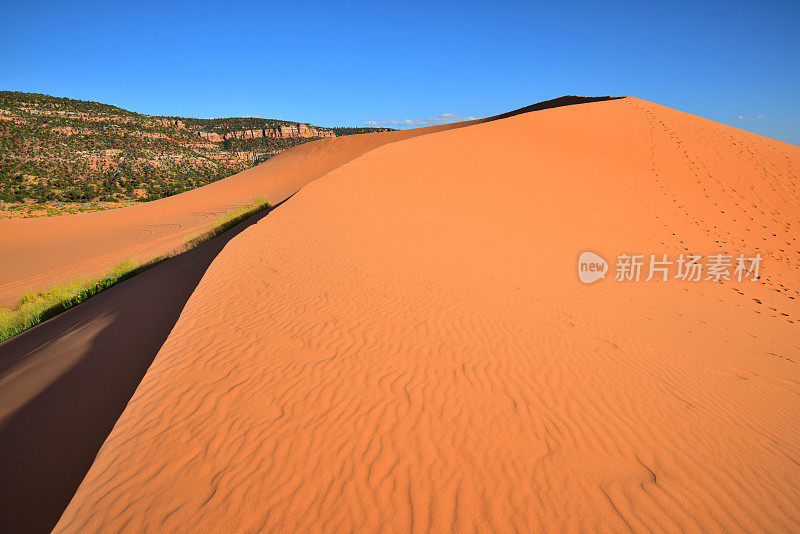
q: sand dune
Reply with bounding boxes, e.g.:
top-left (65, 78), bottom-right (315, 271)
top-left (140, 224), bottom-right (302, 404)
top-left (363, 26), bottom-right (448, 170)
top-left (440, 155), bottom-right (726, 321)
top-left (0, 122), bottom-right (473, 306)
top-left (54, 97), bottom-right (800, 531)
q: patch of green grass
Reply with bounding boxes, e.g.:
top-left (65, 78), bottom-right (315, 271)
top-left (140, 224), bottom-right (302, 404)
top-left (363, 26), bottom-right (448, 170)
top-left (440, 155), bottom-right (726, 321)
top-left (184, 196), bottom-right (272, 248)
top-left (0, 196), bottom-right (273, 343)
top-left (0, 257), bottom-right (163, 343)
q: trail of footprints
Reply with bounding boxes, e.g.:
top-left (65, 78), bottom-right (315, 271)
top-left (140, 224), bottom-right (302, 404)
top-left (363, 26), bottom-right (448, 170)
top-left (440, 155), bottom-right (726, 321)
top-left (635, 101), bottom-right (800, 324)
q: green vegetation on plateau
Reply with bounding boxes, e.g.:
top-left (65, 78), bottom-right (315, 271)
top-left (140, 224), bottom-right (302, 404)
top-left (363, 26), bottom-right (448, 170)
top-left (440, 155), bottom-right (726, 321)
top-left (329, 126), bottom-right (395, 136)
top-left (0, 91), bottom-right (391, 215)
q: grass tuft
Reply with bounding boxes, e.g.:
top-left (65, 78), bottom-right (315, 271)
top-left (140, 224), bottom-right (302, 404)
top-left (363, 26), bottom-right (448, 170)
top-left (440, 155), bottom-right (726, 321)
top-left (184, 196), bottom-right (271, 249)
top-left (0, 257), bottom-right (163, 343)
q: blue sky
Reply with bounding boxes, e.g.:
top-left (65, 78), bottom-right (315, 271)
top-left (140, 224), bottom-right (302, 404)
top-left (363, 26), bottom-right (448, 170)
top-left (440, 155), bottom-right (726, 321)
top-left (1, 1), bottom-right (798, 144)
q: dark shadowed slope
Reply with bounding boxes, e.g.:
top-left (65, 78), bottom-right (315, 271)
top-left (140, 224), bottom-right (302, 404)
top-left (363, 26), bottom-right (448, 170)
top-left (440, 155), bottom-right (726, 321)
top-left (0, 206), bottom-right (278, 534)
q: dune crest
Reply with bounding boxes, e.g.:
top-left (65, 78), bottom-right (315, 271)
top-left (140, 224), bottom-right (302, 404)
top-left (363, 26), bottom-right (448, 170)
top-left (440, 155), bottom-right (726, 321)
top-left (55, 98), bottom-right (800, 532)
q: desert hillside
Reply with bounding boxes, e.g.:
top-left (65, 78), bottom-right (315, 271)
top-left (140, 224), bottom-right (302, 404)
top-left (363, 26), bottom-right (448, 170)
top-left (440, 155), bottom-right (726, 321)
top-left (53, 97), bottom-right (800, 532)
top-left (0, 91), bottom-right (389, 217)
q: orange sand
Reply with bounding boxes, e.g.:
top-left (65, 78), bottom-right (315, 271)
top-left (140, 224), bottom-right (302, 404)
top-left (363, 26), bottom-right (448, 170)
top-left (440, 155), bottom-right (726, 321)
top-left (53, 98), bottom-right (800, 531)
top-left (0, 122), bottom-right (471, 306)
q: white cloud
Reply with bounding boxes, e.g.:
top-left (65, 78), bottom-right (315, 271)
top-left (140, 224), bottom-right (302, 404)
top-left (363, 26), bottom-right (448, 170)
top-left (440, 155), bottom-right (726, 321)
top-left (734, 114), bottom-right (766, 120)
top-left (364, 112), bottom-right (476, 128)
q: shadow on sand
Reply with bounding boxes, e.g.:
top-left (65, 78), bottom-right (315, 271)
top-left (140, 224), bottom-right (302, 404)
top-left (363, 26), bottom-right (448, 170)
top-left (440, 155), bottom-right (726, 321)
top-left (0, 203), bottom-right (281, 533)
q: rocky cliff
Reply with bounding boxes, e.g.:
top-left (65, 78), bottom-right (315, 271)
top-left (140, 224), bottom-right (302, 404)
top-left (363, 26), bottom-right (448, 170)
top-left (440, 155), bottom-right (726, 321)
top-left (196, 124), bottom-right (335, 142)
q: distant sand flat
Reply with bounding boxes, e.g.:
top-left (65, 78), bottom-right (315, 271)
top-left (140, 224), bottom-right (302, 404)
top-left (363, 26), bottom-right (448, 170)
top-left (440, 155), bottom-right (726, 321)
top-left (55, 98), bottom-right (800, 531)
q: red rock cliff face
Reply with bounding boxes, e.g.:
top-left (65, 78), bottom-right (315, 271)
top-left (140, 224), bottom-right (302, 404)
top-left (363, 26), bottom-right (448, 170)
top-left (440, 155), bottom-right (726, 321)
top-left (155, 118), bottom-right (185, 129)
top-left (197, 131), bottom-right (225, 142)
top-left (196, 124), bottom-right (335, 142)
